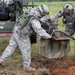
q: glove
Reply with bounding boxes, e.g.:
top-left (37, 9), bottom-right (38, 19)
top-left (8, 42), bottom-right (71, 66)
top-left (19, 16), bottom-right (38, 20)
top-left (47, 18), bottom-right (52, 23)
top-left (49, 37), bottom-right (56, 41)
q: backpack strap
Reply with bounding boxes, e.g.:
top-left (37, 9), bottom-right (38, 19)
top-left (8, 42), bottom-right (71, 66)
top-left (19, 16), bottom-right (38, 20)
top-left (16, 11), bottom-right (40, 30)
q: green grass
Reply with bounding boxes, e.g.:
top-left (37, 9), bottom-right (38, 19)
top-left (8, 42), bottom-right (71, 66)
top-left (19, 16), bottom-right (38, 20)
top-left (0, 1), bottom-right (75, 74)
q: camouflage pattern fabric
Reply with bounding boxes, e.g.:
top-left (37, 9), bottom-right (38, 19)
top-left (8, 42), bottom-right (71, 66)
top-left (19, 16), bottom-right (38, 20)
top-left (0, 8), bottom-right (51, 68)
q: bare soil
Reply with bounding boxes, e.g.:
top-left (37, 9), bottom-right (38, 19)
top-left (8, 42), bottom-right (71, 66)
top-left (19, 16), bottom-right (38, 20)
top-left (0, 54), bottom-right (75, 75)
top-left (31, 54), bottom-right (75, 75)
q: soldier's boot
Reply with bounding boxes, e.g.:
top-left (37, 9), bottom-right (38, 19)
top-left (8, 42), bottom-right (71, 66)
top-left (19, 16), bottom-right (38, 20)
top-left (23, 66), bottom-right (36, 72)
top-left (0, 61), bottom-right (5, 67)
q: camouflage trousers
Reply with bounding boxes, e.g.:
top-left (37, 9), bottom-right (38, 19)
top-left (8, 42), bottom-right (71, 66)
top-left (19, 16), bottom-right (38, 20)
top-left (0, 31), bottom-right (31, 68)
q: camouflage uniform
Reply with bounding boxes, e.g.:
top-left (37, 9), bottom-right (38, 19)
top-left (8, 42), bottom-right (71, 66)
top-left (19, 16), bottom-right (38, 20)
top-left (50, 8), bottom-right (75, 38)
top-left (0, 8), bottom-right (51, 68)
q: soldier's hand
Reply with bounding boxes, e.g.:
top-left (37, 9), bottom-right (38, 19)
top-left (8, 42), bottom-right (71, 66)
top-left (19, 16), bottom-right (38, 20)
top-left (49, 37), bottom-right (56, 41)
top-left (47, 18), bottom-right (52, 23)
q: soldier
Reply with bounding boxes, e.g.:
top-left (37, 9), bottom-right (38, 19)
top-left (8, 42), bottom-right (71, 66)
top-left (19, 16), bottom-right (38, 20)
top-left (0, 5), bottom-right (51, 72)
top-left (50, 3), bottom-right (75, 39)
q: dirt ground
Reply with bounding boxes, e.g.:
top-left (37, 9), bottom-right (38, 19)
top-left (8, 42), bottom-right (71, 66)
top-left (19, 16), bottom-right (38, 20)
top-left (31, 54), bottom-right (75, 75)
top-left (0, 54), bottom-right (75, 75)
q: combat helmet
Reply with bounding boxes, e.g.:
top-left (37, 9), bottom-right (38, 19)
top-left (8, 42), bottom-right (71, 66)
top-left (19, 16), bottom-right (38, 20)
top-left (38, 5), bottom-right (49, 16)
top-left (63, 3), bottom-right (74, 13)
